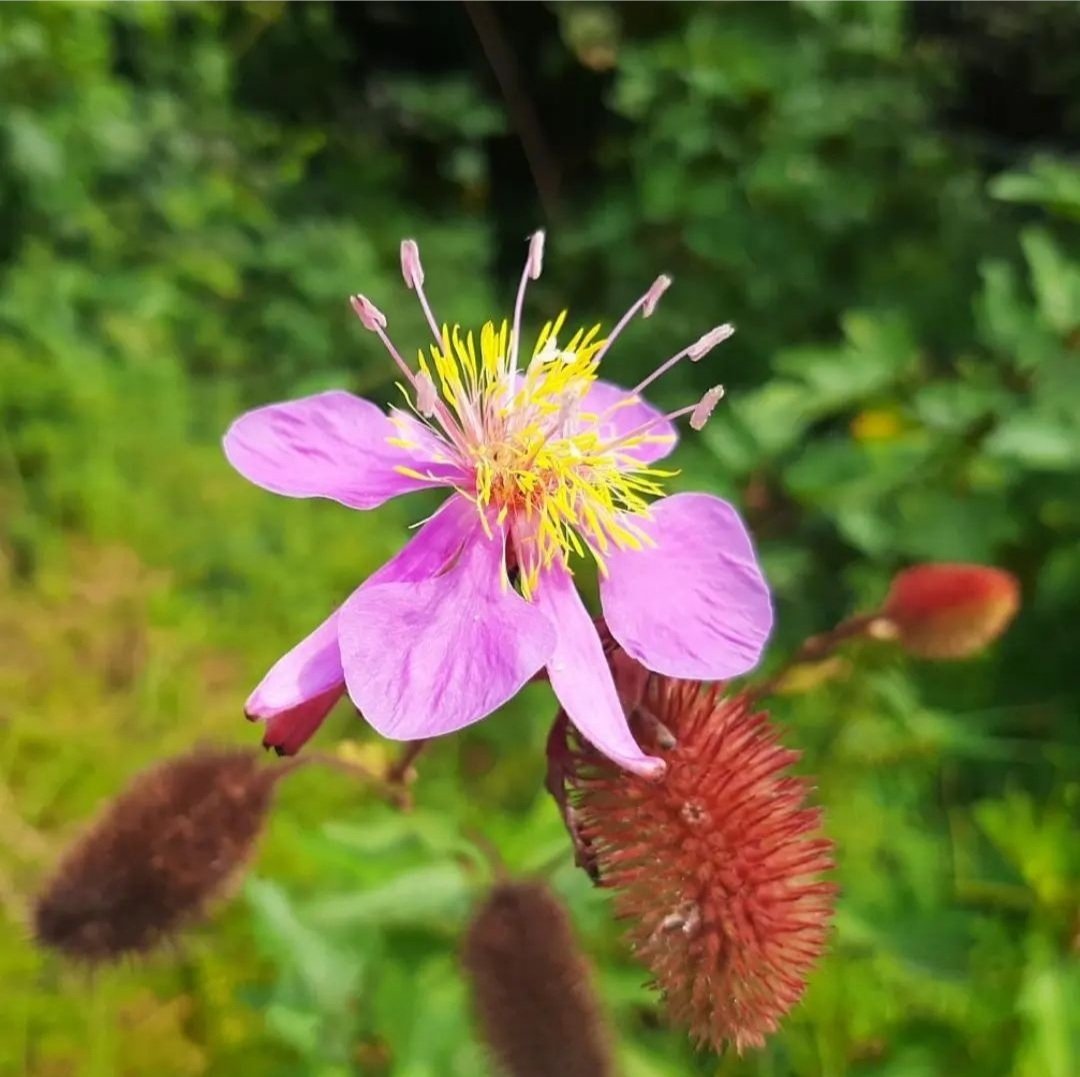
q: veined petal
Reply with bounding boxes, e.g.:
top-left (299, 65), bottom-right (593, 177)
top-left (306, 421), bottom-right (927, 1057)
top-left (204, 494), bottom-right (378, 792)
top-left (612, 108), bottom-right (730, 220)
top-left (245, 612), bottom-right (345, 755)
top-left (579, 378), bottom-right (678, 466)
top-left (367, 495), bottom-right (481, 586)
top-left (224, 390), bottom-right (462, 511)
top-left (246, 495), bottom-right (478, 753)
top-left (601, 492), bottom-right (772, 679)
top-left (339, 521), bottom-right (555, 740)
top-left (536, 563), bottom-right (663, 777)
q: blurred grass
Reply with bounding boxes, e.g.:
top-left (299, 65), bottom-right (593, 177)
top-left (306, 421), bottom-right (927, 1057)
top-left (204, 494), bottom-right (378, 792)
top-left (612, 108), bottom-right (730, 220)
top-left (1, 3), bottom-right (1079, 1075)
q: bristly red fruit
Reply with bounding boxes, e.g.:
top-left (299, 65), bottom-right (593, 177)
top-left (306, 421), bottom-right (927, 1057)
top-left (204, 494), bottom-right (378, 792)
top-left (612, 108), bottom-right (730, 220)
top-left (567, 677), bottom-right (835, 1055)
top-left (880, 562), bottom-right (1020, 659)
top-left (462, 879), bottom-right (617, 1077)
top-left (33, 748), bottom-right (286, 964)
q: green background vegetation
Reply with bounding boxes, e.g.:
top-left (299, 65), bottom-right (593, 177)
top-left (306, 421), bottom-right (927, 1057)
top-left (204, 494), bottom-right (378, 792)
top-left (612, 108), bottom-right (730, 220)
top-left (1, 3), bottom-right (1078, 1074)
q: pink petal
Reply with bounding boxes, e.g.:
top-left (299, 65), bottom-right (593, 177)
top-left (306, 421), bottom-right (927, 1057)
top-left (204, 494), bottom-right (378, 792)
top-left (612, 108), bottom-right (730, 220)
top-left (600, 492), bottom-right (772, 679)
top-left (224, 390), bottom-right (462, 510)
top-left (338, 522), bottom-right (555, 741)
top-left (246, 496), bottom-right (479, 752)
top-left (245, 611), bottom-right (345, 756)
top-left (536, 564), bottom-right (663, 777)
top-left (366, 495), bottom-right (481, 586)
top-left (579, 378), bottom-right (678, 466)
top-left (260, 685), bottom-right (345, 756)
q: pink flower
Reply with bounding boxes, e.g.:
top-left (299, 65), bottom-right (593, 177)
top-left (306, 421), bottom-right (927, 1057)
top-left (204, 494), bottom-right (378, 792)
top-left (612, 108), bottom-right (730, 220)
top-left (223, 234), bottom-right (772, 776)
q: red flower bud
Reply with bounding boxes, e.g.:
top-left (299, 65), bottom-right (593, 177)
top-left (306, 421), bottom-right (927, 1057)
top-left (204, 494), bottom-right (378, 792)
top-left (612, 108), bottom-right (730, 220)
top-left (880, 563), bottom-right (1020, 659)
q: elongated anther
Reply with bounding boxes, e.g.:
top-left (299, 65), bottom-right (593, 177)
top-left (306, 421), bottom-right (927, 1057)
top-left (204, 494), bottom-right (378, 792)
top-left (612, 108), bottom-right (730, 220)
top-left (527, 230), bottom-right (546, 281)
top-left (350, 294), bottom-right (387, 331)
top-left (690, 386), bottom-right (725, 431)
top-left (400, 239), bottom-right (424, 290)
top-left (642, 275), bottom-right (671, 318)
top-left (688, 324), bottom-right (735, 361)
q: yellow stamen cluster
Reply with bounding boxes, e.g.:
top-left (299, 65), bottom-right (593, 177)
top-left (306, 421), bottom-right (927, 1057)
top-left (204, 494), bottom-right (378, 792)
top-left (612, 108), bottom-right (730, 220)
top-left (396, 312), bottom-right (676, 596)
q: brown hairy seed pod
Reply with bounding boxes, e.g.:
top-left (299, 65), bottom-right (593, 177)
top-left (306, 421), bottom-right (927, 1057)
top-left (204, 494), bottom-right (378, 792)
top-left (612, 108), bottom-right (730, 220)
top-left (461, 879), bottom-right (617, 1077)
top-left (563, 673), bottom-right (836, 1055)
top-left (33, 747), bottom-right (288, 964)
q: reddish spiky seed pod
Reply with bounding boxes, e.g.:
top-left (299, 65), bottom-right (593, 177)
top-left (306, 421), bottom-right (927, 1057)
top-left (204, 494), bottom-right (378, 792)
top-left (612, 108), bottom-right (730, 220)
top-left (462, 880), bottom-right (617, 1077)
top-left (567, 677), bottom-right (835, 1054)
top-left (880, 563), bottom-right (1020, 659)
top-left (33, 748), bottom-right (287, 964)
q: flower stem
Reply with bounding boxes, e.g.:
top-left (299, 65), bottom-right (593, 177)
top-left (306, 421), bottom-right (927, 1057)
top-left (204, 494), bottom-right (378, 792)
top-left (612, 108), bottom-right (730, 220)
top-left (747, 612), bottom-right (883, 702)
top-left (303, 752), bottom-right (412, 810)
top-left (386, 739), bottom-right (429, 786)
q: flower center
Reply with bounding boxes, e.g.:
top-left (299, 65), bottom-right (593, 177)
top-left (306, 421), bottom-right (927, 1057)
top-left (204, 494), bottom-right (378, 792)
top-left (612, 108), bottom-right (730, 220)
top-left (351, 231), bottom-right (732, 599)
top-left (420, 314), bottom-right (669, 596)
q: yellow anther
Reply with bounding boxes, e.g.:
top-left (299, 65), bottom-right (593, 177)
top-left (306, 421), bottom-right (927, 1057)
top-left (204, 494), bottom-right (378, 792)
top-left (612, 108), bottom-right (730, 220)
top-left (396, 314), bottom-right (677, 583)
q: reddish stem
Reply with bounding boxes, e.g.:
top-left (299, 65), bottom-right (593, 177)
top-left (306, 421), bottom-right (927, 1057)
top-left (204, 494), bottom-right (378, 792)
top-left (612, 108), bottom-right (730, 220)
top-left (747, 612), bottom-right (880, 703)
top-left (386, 739), bottom-right (429, 786)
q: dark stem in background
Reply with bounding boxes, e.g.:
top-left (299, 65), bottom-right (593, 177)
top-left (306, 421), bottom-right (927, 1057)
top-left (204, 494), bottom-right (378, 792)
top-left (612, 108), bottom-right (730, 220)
top-left (463, 0), bottom-right (562, 219)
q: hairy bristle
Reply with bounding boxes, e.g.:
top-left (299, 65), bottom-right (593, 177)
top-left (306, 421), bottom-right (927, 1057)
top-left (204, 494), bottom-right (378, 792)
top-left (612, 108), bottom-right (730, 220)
top-left (461, 880), bottom-right (617, 1077)
top-left (569, 677), bottom-right (835, 1054)
top-left (881, 562), bottom-right (1020, 659)
top-left (33, 748), bottom-right (284, 963)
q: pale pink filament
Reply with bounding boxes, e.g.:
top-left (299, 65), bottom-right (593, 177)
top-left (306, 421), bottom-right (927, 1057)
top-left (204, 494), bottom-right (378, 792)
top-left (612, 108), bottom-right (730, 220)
top-left (399, 239), bottom-right (443, 344)
top-left (630, 323), bottom-right (734, 399)
top-left (593, 274), bottom-right (672, 366)
top-left (509, 230), bottom-right (546, 374)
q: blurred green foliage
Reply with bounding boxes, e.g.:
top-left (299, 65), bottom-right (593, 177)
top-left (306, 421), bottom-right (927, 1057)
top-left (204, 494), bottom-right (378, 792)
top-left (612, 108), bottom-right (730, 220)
top-left (1, 3), bottom-right (1078, 1075)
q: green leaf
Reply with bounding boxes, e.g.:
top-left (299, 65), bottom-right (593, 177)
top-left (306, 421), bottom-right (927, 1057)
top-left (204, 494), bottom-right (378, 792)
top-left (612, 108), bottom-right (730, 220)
top-left (990, 158), bottom-right (1080, 221)
top-left (912, 377), bottom-right (1011, 434)
top-left (976, 259), bottom-right (1059, 369)
top-left (1021, 229), bottom-right (1080, 335)
top-left (245, 878), bottom-right (362, 1017)
top-left (984, 414), bottom-right (1080, 471)
top-left (889, 487), bottom-right (1021, 562)
top-left (306, 863), bottom-right (474, 931)
top-left (1014, 938), bottom-right (1080, 1077)
top-left (731, 380), bottom-right (818, 455)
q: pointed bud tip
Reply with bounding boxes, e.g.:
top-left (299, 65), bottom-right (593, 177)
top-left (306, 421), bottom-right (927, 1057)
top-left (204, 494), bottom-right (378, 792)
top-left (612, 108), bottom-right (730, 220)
top-left (350, 294), bottom-right (387, 331)
top-left (400, 239), bottom-right (423, 290)
top-left (642, 275), bottom-right (672, 318)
